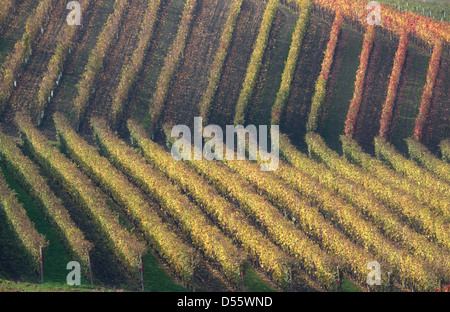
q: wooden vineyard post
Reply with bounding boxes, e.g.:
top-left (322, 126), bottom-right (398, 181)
top-left (241, 271), bottom-right (245, 292)
top-left (39, 246), bottom-right (44, 283)
top-left (140, 255), bottom-right (144, 292)
top-left (87, 251), bottom-right (93, 287)
top-left (336, 266), bottom-right (341, 292)
top-left (388, 272), bottom-right (391, 292)
top-left (289, 266), bottom-right (293, 292)
top-left (191, 256), bottom-right (195, 292)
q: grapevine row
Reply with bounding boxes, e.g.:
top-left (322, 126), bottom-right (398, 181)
top-left (234, 0), bottom-right (279, 126)
top-left (344, 25), bottom-right (376, 138)
top-left (406, 138), bottom-right (449, 182)
top-left (222, 143), bottom-right (441, 289)
top-left (198, 0), bottom-right (244, 125)
top-left (306, 133), bottom-right (450, 251)
top-left (0, 130), bottom-right (93, 269)
top-left (87, 120), bottom-right (246, 285)
top-left (159, 132), bottom-right (336, 289)
top-left (337, 134), bottom-right (450, 250)
top-left (34, 0), bottom-right (93, 125)
top-left (0, 0), bottom-right (55, 115)
top-left (0, 170), bottom-right (48, 270)
top-left (110, 0), bottom-right (162, 125)
top-left (379, 29), bottom-right (408, 139)
top-left (279, 133), bottom-right (450, 282)
top-left (53, 113), bottom-right (195, 284)
top-left (374, 136), bottom-right (450, 219)
top-left (73, 0), bottom-right (130, 128)
top-left (271, 0), bottom-right (312, 126)
top-left (311, 0), bottom-right (449, 46)
top-left (15, 112), bottom-right (146, 272)
top-left (305, 10), bottom-right (342, 132)
top-left (121, 119), bottom-right (292, 288)
top-left (413, 40), bottom-right (442, 142)
top-left (344, 134), bottom-right (449, 223)
top-left (220, 150), bottom-right (381, 286)
top-left (149, 0), bottom-right (198, 134)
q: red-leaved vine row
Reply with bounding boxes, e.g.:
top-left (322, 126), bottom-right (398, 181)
top-left (305, 11), bottom-right (343, 132)
top-left (378, 28), bottom-right (409, 139)
top-left (413, 40), bottom-right (442, 142)
top-left (344, 25), bottom-right (376, 138)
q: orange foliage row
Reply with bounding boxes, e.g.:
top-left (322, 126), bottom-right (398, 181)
top-left (344, 25), bottom-right (376, 138)
top-left (413, 41), bottom-right (443, 142)
top-left (310, 0), bottom-right (449, 46)
top-left (306, 11), bottom-right (343, 132)
top-left (379, 28), bottom-right (408, 139)
top-left (35, 0), bottom-right (93, 125)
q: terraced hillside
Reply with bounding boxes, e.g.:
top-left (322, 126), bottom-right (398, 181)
top-left (0, 0), bottom-right (448, 292)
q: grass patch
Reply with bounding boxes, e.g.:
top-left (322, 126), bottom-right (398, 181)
top-left (142, 251), bottom-right (187, 292)
top-left (243, 267), bottom-right (276, 292)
